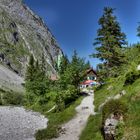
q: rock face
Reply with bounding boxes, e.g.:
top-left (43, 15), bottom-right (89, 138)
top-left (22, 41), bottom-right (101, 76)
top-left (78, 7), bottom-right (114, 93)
top-left (0, 0), bottom-right (63, 76)
top-left (0, 64), bottom-right (24, 92)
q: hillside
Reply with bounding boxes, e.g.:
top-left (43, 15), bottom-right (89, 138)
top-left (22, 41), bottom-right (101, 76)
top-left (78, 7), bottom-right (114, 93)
top-left (0, 64), bottom-right (24, 92)
top-left (80, 44), bottom-right (140, 140)
top-left (0, 0), bottom-right (63, 78)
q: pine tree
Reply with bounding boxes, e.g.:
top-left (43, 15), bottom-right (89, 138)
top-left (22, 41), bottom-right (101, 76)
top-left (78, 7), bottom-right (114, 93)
top-left (25, 54), bottom-right (36, 104)
top-left (40, 53), bottom-right (46, 77)
top-left (34, 53), bottom-right (48, 99)
top-left (59, 54), bottom-right (69, 75)
top-left (137, 22), bottom-right (140, 37)
top-left (25, 54), bottom-right (35, 81)
top-left (92, 7), bottom-right (127, 68)
top-left (25, 53), bottom-right (49, 105)
top-left (85, 60), bottom-right (91, 69)
top-left (63, 50), bottom-right (85, 89)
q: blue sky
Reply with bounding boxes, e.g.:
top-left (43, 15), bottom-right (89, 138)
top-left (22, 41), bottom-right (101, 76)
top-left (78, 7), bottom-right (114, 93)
top-left (24, 0), bottom-right (140, 68)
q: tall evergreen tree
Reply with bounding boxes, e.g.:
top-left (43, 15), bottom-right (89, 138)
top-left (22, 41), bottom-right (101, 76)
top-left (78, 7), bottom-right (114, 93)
top-left (83, 60), bottom-right (91, 70)
top-left (25, 53), bottom-right (49, 105)
top-left (92, 7), bottom-right (127, 68)
top-left (59, 54), bottom-right (69, 75)
top-left (25, 54), bottom-right (36, 104)
top-left (137, 22), bottom-right (140, 37)
top-left (40, 53), bottom-right (46, 77)
top-left (63, 50), bottom-right (85, 89)
top-left (34, 53), bottom-right (48, 98)
top-left (25, 54), bottom-right (35, 81)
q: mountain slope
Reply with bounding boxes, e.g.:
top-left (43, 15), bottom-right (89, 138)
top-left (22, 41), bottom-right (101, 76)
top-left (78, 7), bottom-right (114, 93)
top-left (0, 64), bottom-right (24, 92)
top-left (0, 0), bottom-right (63, 77)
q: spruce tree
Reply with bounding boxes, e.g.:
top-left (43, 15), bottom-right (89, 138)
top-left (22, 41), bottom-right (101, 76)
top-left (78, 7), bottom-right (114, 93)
top-left (137, 22), bottom-right (140, 37)
top-left (34, 53), bottom-right (48, 101)
top-left (40, 53), bottom-right (46, 77)
top-left (59, 54), bottom-right (69, 75)
top-left (92, 7), bottom-right (127, 68)
top-left (25, 54), bottom-right (36, 104)
top-left (63, 50), bottom-right (85, 89)
top-left (25, 54), bottom-right (49, 105)
top-left (25, 54), bottom-right (35, 81)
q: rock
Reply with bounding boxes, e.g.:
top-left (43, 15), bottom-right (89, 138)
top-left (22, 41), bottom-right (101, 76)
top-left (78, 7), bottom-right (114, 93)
top-left (9, 22), bottom-right (17, 28)
top-left (5, 60), bottom-right (11, 67)
top-left (82, 106), bottom-right (89, 110)
top-left (13, 32), bottom-right (19, 42)
top-left (0, 106), bottom-right (48, 140)
top-left (0, 0), bottom-right (63, 77)
top-left (103, 113), bottom-right (124, 140)
top-left (120, 90), bottom-right (126, 96)
top-left (137, 65), bottom-right (140, 70)
top-left (107, 85), bottom-right (113, 91)
top-left (0, 53), bottom-right (4, 61)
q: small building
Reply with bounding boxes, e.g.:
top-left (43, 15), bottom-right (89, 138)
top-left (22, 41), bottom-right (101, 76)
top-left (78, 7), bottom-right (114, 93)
top-left (50, 74), bottom-right (58, 81)
top-left (80, 68), bottom-right (98, 88)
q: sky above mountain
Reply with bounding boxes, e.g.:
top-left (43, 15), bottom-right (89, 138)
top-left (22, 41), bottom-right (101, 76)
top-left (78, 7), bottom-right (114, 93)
top-left (24, 0), bottom-right (140, 68)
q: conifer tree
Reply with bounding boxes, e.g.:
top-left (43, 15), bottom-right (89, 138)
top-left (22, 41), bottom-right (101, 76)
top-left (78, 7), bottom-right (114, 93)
top-left (25, 53), bottom-right (49, 105)
top-left (92, 7), bottom-right (127, 68)
top-left (59, 54), bottom-right (69, 75)
top-left (85, 60), bottom-right (91, 69)
top-left (63, 50), bottom-right (85, 89)
top-left (40, 53), bottom-right (46, 77)
top-left (34, 53), bottom-right (48, 100)
top-left (25, 54), bottom-right (35, 81)
top-left (137, 22), bottom-right (140, 37)
top-left (25, 54), bottom-right (36, 103)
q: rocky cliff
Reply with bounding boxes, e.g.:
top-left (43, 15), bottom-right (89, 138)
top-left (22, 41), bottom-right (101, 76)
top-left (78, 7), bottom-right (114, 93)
top-left (0, 0), bottom-right (63, 77)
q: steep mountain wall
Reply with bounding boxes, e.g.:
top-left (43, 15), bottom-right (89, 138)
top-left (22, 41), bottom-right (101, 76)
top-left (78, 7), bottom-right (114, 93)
top-left (0, 0), bottom-right (63, 76)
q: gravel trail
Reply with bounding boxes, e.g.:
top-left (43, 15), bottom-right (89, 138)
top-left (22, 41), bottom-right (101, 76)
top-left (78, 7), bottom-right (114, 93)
top-left (53, 93), bottom-right (95, 140)
top-left (0, 106), bottom-right (48, 140)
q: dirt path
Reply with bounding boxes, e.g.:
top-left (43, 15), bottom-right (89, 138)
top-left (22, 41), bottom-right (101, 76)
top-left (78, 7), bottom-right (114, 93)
top-left (53, 93), bottom-right (95, 140)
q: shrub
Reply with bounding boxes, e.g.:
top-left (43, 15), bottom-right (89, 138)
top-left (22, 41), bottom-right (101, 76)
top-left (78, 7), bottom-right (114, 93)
top-left (125, 70), bottom-right (140, 85)
top-left (63, 85), bottom-right (79, 106)
top-left (36, 124), bottom-right (59, 140)
top-left (55, 85), bottom-right (80, 112)
top-left (55, 92), bottom-right (65, 112)
top-left (1, 91), bottom-right (24, 105)
top-left (102, 99), bottom-right (128, 122)
top-left (115, 122), bottom-right (125, 140)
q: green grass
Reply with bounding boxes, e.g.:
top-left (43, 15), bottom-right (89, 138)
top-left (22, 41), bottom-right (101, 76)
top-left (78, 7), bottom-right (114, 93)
top-left (80, 44), bottom-right (140, 140)
top-left (35, 96), bottom-right (84, 140)
top-left (120, 79), bottom-right (140, 140)
top-left (94, 76), bottom-right (125, 112)
top-left (79, 114), bottom-right (103, 140)
top-left (90, 78), bottom-right (140, 140)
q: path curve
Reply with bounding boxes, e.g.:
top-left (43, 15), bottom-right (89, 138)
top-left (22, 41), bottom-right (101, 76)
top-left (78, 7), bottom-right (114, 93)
top-left (0, 106), bottom-right (48, 140)
top-left (53, 94), bottom-right (95, 140)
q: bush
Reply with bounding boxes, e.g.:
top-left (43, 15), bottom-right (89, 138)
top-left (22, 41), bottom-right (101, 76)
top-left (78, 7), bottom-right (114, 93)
top-left (63, 85), bottom-right (79, 106)
top-left (0, 91), bottom-right (24, 105)
top-left (55, 85), bottom-right (80, 111)
top-left (55, 92), bottom-right (65, 112)
top-left (36, 124), bottom-right (59, 140)
top-left (125, 70), bottom-right (140, 85)
top-left (102, 99), bottom-right (128, 122)
top-left (115, 122), bottom-right (125, 140)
